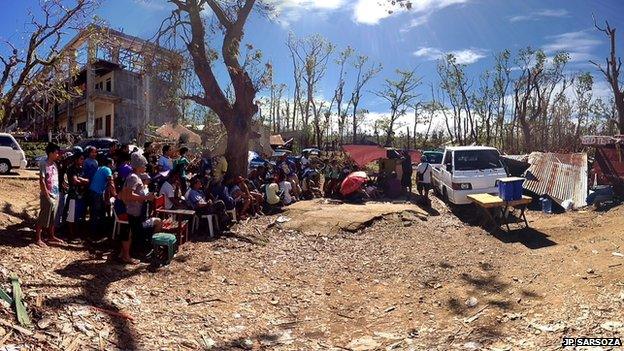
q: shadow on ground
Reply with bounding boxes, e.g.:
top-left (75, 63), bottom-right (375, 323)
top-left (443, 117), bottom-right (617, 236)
top-left (447, 203), bottom-right (556, 249)
top-left (46, 259), bottom-right (146, 350)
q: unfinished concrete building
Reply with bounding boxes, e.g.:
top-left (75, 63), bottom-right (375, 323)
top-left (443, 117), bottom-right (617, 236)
top-left (22, 25), bottom-right (182, 143)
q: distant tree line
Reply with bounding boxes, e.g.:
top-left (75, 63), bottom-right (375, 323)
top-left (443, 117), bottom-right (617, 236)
top-left (258, 18), bottom-right (624, 154)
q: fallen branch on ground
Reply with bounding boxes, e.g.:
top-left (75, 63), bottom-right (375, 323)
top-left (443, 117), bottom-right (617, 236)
top-left (0, 318), bottom-right (33, 336)
top-left (187, 298), bottom-right (225, 306)
top-left (464, 305), bottom-right (488, 324)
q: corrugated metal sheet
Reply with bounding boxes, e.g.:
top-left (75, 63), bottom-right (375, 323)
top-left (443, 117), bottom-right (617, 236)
top-left (501, 154), bottom-right (529, 162)
top-left (523, 153), bottom-right (588, 208)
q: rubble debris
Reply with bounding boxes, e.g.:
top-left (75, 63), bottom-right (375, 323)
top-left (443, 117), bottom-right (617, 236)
top-left (529, 321), bottom-right (565, 333)
top-left (465, 297), bottom-right (478, 308)
top-left (346, 336), bottom-right (381, 351)
top-left (600, 321), bottom-right (624, 332)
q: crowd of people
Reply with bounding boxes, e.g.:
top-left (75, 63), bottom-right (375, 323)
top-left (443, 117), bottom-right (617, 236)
top-left (34, 141), bottom-right (433, 263)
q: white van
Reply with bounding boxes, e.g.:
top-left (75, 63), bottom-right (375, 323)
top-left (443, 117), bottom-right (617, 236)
top-left (0, 133), bottom-right (27, 174)
top-left (432, 146), bottom-right (507, 205)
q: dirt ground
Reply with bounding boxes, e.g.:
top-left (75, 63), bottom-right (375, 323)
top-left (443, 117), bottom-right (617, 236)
top-left (0, 177), bottom-right (623, 351)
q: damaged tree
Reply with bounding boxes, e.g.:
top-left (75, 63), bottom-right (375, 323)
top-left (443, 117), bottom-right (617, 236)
top-left (375, 69), bottom-right (421, 147)
top-left (591, 17), bottom-right (624, 134)
top-left (0, 0), bottom-right (96, 126)
top-left (349, 55), bottom-right (381, 144)
top-left (158, 0), bottom-right (268, 176)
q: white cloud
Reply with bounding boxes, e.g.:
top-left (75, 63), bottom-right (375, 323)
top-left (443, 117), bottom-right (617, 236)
top-left (265, 0), bottom-right (471, 27)
top-left (352, 0), bottom-right (399, 25)
top-left (133, 0), bottom-right (167, 11)
top-left (400, 15), bottom-right (429, 32)
top-left (413, 47), bottom-right (487, 64)
top-left (267, 0), bottom-right (346, 26)
top-left (542, 30), bottom-right (601, 64)
top-left (509, 8), bottom-right (569, 22)
top-left (354, 0), bottom-right (470, 26)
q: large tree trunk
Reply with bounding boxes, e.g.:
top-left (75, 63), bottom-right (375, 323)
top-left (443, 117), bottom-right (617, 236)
top-left (351, 102), bottom-right (358, 144)
top-left (519, 119), bottom-right (531, 152)
top-left (224, 115), bottom-right (252, 176)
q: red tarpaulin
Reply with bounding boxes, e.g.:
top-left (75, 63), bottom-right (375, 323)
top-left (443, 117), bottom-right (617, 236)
top-left (594, 145), bottom-right (624, 195)
top-left (341, 145), bottom-right (421, 167)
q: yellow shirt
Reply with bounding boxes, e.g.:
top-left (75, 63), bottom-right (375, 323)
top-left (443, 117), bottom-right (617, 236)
top-left (213, 157), bottom-right (228, 180)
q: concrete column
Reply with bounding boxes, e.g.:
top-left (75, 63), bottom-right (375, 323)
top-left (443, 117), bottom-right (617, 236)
top-left (141, 74), bottom-right (150, 144)
top-left (86, 40), bottom-right (96, 137)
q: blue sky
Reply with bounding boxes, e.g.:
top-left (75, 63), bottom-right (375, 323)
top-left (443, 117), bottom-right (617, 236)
top-left (1, 0), bottom-right (624, 131)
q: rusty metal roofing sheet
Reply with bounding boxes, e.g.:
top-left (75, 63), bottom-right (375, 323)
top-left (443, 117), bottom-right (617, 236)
top-left (501, 154), bottom-right (529, 162)
top-left (523, 153), bottom-right (588, 208)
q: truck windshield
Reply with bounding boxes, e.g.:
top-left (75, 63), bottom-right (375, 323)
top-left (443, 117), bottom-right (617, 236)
top-left (454, 150), bottom-right (503, 171)
top-left (424, 152), bottom-right (443, 164)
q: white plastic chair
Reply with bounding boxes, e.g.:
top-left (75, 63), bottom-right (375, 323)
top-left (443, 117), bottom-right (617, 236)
top-left (111, 198), bottom-right (129, 240)
top-left (194, 214), bottom-right (219, 238)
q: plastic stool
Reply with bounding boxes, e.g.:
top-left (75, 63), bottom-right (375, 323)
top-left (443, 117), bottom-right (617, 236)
top-left (151, 233), bottom-right (177, 265)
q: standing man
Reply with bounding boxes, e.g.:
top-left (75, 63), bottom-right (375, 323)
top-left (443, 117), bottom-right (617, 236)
top-left (416, 155), bottom-right (432, 203)
top-left (35, 143), bottom-right (64, 246)
top-left (401, 150), bottom-right (413, 195)
top-left (174, 147), bottom-right (190, 194)
top-left (119, 153), bottom-right (159, 264)
top-left (83, 146), bottom-right (99, 180)
top-left (89, 158), bottom-right (114, 237)
top-left (65, 152), bottom-right (89, 241)
top-left (158, 144), bottom-right (173, 172)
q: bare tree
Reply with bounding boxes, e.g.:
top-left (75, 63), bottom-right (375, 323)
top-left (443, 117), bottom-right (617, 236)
top-left (492, 50), bottom-right (511, 149)
top-left (591, 17), bottom-right (624, 134)
top-left (324, 46), bottom-right (351, 145)
top-left (157, 0), bottom-right (271, 176)
top-left (573, 72), bottom-right (594, 142)
top-left (374, 68), bottom-right (421, 146)
top-left (349, 55), bottom-right (381, 143)
top-left (286, 32), bottom-right (304, 131)
top-left (288, 34), bottom-right (334, 146)
top-left (472, 69), bottom-right (495, 145)
top-left (0, 0), bottom-right (97, 126)
top-left (437, 55), bottom-right (465, 144)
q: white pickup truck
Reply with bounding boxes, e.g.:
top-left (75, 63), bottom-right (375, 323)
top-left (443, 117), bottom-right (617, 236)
top-left (0, 133), bottom-right (27, 174)
top-left (432, 146), bottom-right (508, 205)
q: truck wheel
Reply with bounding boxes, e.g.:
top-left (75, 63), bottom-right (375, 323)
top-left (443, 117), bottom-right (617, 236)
top-left (442, 187), bottom-right (449, 204)
top-left (433, 181), bottom-right (441, 196)
top-left (0, 159), bottom-right (10, 174)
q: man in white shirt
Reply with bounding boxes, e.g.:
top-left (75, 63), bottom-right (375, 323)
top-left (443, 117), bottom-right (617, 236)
top-left (279, 178), bottom-right (294, 205)
top-left (416, 155), bottom-right (432, 201)
top-left (159, 171), bottom-right (181, 210)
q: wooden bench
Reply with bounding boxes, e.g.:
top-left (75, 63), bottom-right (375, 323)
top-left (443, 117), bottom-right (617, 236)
top-left (467, 193), bottom-right (532, 232)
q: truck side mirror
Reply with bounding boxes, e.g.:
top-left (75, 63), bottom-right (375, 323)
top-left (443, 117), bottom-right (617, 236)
top-left (446, 164), bottom-right (452, 173)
